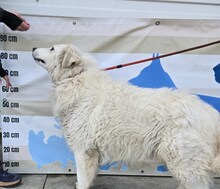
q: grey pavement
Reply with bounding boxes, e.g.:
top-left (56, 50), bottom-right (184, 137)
top-left (0, 174), bottom-right (219, 189)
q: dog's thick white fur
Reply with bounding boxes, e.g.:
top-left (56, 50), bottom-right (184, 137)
top-left (33, 44), bottom-right (220, 189)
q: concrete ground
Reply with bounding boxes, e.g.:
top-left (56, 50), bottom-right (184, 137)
top-left (0, 174), bottom-right (219, 189)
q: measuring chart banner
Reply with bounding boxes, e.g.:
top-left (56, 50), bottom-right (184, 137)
top-left (0, 17), bottom-right (220, 174)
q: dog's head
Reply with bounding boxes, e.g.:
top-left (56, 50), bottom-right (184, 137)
top-left (32, 44), bottom-right (96, 82)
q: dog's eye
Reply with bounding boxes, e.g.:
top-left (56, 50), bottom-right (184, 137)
top-left (50, 47), bottom-right (55, 51)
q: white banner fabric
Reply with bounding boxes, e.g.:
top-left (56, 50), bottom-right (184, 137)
top-left (0, 16), bottom-right (220, 174)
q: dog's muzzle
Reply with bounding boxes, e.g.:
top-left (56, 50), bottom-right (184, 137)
top-left (32, 47), bottom-right (46, 64)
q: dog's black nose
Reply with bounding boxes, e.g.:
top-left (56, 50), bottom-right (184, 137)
top-left (32, 47), bottom-right (37, 52)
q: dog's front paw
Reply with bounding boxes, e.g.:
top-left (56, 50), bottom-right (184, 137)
top-left (75, 182), bottom-right (78, 189)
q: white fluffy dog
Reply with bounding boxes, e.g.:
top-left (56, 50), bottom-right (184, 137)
top-left (32, 44), bottom-right (220, 189)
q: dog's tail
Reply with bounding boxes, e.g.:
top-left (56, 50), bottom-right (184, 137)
top-left (212, 123), bottom-right (220, 173)
top-left (212, 153), bottom-right (220, 173)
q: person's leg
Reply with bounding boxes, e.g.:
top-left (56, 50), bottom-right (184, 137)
top-left (0, 162), bottom-right (22, 187)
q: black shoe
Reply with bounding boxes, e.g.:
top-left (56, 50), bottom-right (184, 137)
top-left (0, 163), bottom-right (22, 187)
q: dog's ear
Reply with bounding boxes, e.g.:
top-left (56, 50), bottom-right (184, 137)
top-left (62, 45), bottom-right (80, 68)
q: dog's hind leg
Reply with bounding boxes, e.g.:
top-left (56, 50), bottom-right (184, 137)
top-left (165, 147), bottom-right (212, 189)
top-left (158, 130), bottom-right (213, 189)
top-left (74, 150), bottom-right (99, 189)
top-left (167, 157), bottom-right (212, 189)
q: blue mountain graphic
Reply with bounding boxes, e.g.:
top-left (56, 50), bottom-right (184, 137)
top-left (213, 63), bottom-right (220, 83)
top-left (129, 53), bottom-right (176, 88)
top-left (29, 130), bottom-right (75, 168)
top-left (129, 54), bottom-right (220, 112)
